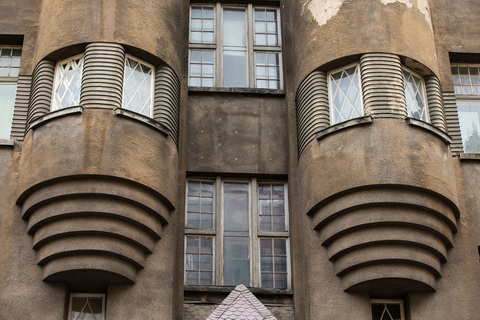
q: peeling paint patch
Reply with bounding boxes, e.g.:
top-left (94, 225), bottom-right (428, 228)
top-left (381, 0), bottom-right (432, 29)
top-left (308, 0), bottom-right (344, 26)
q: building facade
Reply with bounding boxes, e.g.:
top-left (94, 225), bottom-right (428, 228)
top-left (0, 0), bottom-right (479, 319)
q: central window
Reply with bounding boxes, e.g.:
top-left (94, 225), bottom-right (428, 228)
top-left (188, 3), bottom-right (282, 89)
top-left (185, 178), bottom-right (290, 289)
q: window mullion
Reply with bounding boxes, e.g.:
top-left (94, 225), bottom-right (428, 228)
top-left (216, 2), bottom-right (223, 87)
top-left (251, 178), bottom-right (260, 287)
top-left (247, 4), bottom-right (255, 88)
top-left (215, 176), bottom-right (223, 285)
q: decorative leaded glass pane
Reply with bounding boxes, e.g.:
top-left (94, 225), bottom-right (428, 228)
top-left (259, 238), bottom-right (287, 289)
top-left (70, 296), bottom-right (104, 320)
top-left (452, 65), bottom-right (480, 95)
top-left (190, 6), bottom-right (215, 44)
top-left (186, 181), bottom-right (215, 229)
top-left (258, 183), bottom-right (286, 231)
top-left (189, 50), bottom-right (215, 87)
top-left (457, 101), bottom-right (480, 153)
top-left (52, 55), bottom-right (84, 110)
top-left (254, 8), bottom-right (278, 46)
top-left (403, 68), bottom-right (428, 122)
top-left (329, 65), bottom-right (363, 124)
top-left (122, 56), bottom-right (154, 117)
top-left (255, 52), bottom-right (280, 89)
top-left (371, 301), bottom-right (404, 320)
top-left (185, 236), bottom-right (214, 285)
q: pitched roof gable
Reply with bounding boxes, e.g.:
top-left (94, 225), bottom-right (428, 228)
top-left (206, 284), bottom-right (277, 320)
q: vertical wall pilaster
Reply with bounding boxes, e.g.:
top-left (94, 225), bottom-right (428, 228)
top-left (360, 53), bottom-right (406, 118)
top-left (27, 60), bottom-right (55, 126)
top-left (425, 76), bottom-right (447, 132)
top-left (80, 43), bottom-right (125, 108)
top-left (154, 66), bottom-right (180, 146)
top-left (296, 70), bottom-right (329, 156)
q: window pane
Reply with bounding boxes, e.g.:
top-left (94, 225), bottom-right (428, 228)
top-left (224, 51), bottom-right (247, 87)
top-left (189, 50), bottom-right (215, 88)
top-left (260, 238), bottom-right (287, 289)
top-left (403, 69), bottom-right (428, 122)
top-left (224, 183), bottom-right (249, 232)
top-left (70, 296), bottom-right (103, 320)
top-left (0, 83), bottom-right (17, 139)
top-left (329, 65), bottom-right (363, 125)
top-left (223, 9), bottom-right (246, 47)
top-left (122, 57), bottom-right (153, 117)
top-left (53, 55), bottom-right (83, 110)
top-left (457, 101), bottom-right (480, 153)
top-left (224, 236), bottom-right (250, 286)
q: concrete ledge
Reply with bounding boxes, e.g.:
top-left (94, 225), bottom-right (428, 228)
top-left (0, 139), bottom-right (15, 147)
top-left (27, 106), bottom-right (84, 131)
top-left (407, 117), bottom-right (452, 144)
top-left (115, 108), bottom-right (169, 137)
top-left (459, 153), bottom-right (480, 161)
top-left (316, 116), bottom-right (373, 140)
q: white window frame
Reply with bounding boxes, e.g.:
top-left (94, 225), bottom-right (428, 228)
top-left (188, 3), bottom-right (283, 89)
top-left (371, 299), bottom-right (405, 320)
top-left (327, 63), bottom-right (364, 125)
top-left (184, 177), bottom-right (290, 289)
top-left (122, 54), bottom-right (155, 118)
top-left (0, 45), bottom-right (21, 140)
top-left (68, 293), bottom-right (106, 320)
top-left (451, 63), bottom-right (480, 153)
top-left (51, 53), bottom-right (84, 111)
top-left (402, 66), bottom-right (429, 122)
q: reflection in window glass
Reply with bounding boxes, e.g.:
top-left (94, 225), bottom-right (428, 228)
top-left (223, 8), bottom-right (247, 87)
top-left (122, 56), bottom-right (154, 117)
top-left (69, 294), bottom-right (105, 320)
top-left (329, 64), bottom-right (363, 125)
top-left (260, 238), bottom-right (287, 289)
top-left (185, 236), bottom-right (214, 285)
top-left (403, 68), bottom-right (428, 122)
top-left (52, 55), bottom-right (84, 110)
top-left (457, 101), bottom-right (480, 153)
top-left (223, 182), bottom-right (250, 286)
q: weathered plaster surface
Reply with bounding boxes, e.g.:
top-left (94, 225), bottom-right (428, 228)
top-left (306, 0), bottom-right (432, 29)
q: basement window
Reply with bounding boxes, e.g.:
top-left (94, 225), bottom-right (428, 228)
top-left (371, 299), bottom-right (405, 320)
top-left (68, 293), bottom-right (105, 320)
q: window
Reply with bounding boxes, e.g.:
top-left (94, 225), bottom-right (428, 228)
top-left (185, 178), bottom-right (290, 289)
top-left (122, 55), bottom-right (154, 117)
top-left (188, 3), bottom-right (282, 89)
top-left (0, 46), bottom-right (21, 139)
top-left (403, 67), bottom-right (428, 122)
top-left (328, 64), bottom-right (364, 125)
top-left (52, 54), bottom-right (84, 111)
top-left (371, 299), bottom-right (405, 320)
top-left (451, 64), bottom-right (480, 153)
top-left (68, 293), bottom-right (105, 320)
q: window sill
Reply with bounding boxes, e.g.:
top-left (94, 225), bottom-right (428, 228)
top-left (406, 118), bottom-right (452, 144)
top-left (316, 116), bottom-right (373, 140)
top-left (0, 139), bottom-right (15, 147)
top-left (188, 86), bottom-right (285, 96)
top-left (115, 108), bottom-right (169, 137)
top-left (184, 285), bottom-right (292, 296)
top-left (27, 106), bottom-right (84, 132)
top-left (459, 153), bottom-right (480, 161)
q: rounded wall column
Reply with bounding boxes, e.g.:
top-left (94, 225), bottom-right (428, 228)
top-left (80, 43), bottom-right (125, 108)
top-left (360, 53), bottom-right (406, 118)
